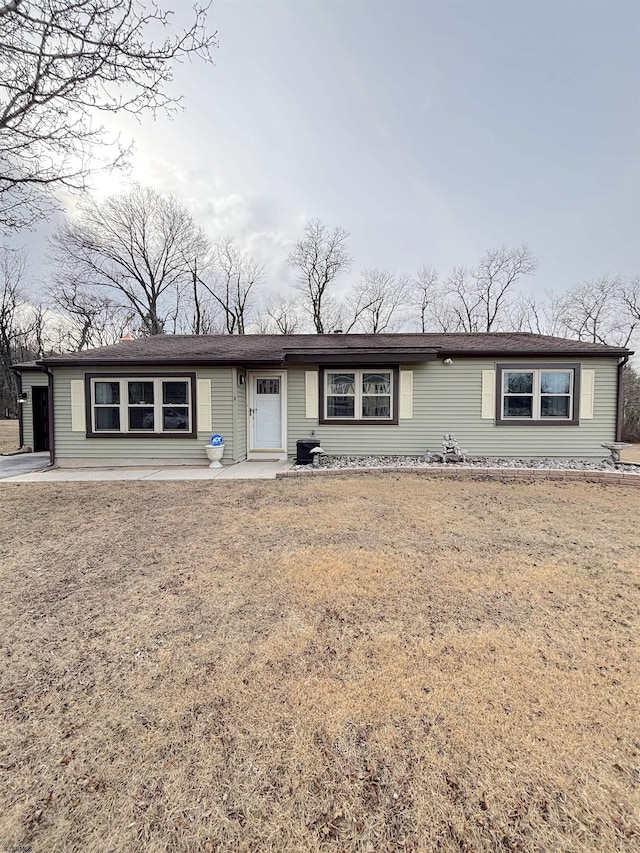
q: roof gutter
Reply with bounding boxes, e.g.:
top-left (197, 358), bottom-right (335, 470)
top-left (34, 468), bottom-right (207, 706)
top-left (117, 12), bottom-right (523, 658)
top-left (37, 358), bottom-right (287, 369)
top-left (438, 347), bottom-right (633, 358)
top-left (285, 350), bottom-right (439, 365)
top-left (616, 354), bottom-right (630, 442)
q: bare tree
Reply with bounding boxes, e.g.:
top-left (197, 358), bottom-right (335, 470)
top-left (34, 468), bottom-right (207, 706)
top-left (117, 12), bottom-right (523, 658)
top-left (445, 266), bottom-right (477, 332)
top-left (255, 294), bottom-right (302, 334)
top-left (49, 184), bottom-right (210, 336)
top-left (185, 259), bottom-right (223, 335)
top-left (560, 276), bottom-right (636, 347)
top-left (428, 298), bottom-right (462, 333)
top-left (344, 269), bottom-right (410, 333)
top-left (0, 0), bottom-right (216, 230)
top-left (48, 275), bottom-right (135, 350)
top-left (446, 245), bottom-right (539, 332)
top-left (506, 291), bottom-right (570, 337)
top-left (192, 238), bottom-right (264, 334)
top-left (0, 246), bottom-right (32, 413)
top-left (409, 265), bottom-right (440, 332)
top-left (28, 301), bottom-right (52, 358)
top-left (622, 364), bottom-right (640, 443)
top-left (288, 219), bottom-right (352, 333)
top-left (190, 259), bottom-right (207, 336)
top-left (620, 276), bottom-right (640, 326)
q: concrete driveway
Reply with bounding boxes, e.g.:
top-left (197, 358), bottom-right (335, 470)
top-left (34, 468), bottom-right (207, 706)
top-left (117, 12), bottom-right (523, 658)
top-left (0, 452), bottom-right (51, 480)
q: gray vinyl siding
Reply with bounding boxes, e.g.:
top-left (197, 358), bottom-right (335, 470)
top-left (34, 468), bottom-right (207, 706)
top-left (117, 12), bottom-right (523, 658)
top-left (49, 355), bottom-right (621, 466)
top-left (232, 369), bottom-right (247, 462)
top-left (210, 369), bottom-right (234, 461)
top-left (20, 371), bottom-right (48, 450)
top-left (287, 357), bottom-right (619, 459)
top-left (53, 366), bottom-right (235, 466)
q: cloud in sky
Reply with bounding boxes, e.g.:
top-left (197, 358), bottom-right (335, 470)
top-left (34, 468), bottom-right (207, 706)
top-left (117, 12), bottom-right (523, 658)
top-left (133, 156), bottom-right (301, 293)
top-left (12, 0), bottom-right (640, 299)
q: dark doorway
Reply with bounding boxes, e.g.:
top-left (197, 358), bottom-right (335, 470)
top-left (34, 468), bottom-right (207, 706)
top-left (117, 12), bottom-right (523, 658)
top-left (32, 387), bottom-right (49, 452)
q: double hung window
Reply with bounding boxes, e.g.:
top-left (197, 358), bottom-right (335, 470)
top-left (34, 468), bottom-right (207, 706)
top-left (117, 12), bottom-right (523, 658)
top-left (498, 365), bottom-right (579, 424)
top-left (322, 368), bottom-right (396, 422)
top-left (90, 376), bottom-right (194, 435)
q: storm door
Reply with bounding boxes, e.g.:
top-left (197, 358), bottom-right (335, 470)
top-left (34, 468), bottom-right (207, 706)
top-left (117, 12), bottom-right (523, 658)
top-left (248, 373), bottom-right (286, 459)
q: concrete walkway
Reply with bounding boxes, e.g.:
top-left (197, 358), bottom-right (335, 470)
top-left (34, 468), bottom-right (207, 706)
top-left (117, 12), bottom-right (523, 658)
top-left (0, 451), bottom-right (50, 480)
top-left (0, 458), bottom-right (294, 483)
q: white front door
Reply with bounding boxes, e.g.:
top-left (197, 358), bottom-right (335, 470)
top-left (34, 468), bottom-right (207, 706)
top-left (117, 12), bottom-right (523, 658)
top-left (248, 372), bottom-right (287, 459)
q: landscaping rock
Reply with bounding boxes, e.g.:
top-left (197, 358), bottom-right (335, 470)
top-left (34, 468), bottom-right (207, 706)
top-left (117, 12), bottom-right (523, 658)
top-left (293, 454), bottom-right (639, 474)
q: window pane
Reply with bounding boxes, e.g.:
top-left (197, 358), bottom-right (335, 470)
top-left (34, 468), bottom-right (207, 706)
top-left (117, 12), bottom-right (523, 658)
top-left (362, 372), bottom-right (391, 394)
top-left (541, 396), bottom-right (570, 418)
top-left (95, 407), bottom-right (120, 430)
top-left (327, 373), bottom-right (355, 395)
top-left (129, 407), bottom-right (154, 430)
top-left (503, 396), bottom-right (533, 418)
top-left (163, 381), bottom-right (188, 405)
top-left (128, 381), bottom-right (154, 404)
top-left (362, 396), bottom-right (391, 418)
top-left (327, 396), bottom-right (355, 418)
top-left (505, 372), bottom-right (533, 394)
top-left (163, 407), bottom-right (189, 430)
top-left (95, 381), bottom-right (119, 405)
top-left (541, 372), bottom-right (571, 394)
top-left (256, 378), bottom-right (280, 395)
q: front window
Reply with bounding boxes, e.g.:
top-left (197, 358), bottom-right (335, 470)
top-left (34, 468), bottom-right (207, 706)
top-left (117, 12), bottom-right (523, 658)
top-left (499, 365), bottom-right (578, 424)
top-left (94, 381), bottom-right (121, 431)
top-left (90, 376), bottom-right (193, 435)
top-left (322, 368), bottom-right (395, 422)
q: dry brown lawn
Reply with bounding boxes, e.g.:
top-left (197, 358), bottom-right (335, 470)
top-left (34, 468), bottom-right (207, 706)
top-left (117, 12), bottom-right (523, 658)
top-left (0, 418), bottom-right (19, 454)
top-left (0, 476), bottom-right (638, 853)
top-left (622, 444), bottom-right (640, 464)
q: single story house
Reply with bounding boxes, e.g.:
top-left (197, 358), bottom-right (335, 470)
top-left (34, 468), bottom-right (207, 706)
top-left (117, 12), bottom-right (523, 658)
top-left (14, 332), bottom-right (632, 467)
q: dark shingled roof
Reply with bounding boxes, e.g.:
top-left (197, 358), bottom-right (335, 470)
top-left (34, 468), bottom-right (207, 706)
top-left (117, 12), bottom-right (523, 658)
top-left (11, 360), bottom-right (40, 370)
top-left (24, 332), bottom-right (631, 369)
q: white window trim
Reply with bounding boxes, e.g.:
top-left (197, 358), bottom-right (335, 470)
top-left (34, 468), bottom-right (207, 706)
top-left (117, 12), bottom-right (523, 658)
top-left (501, 368), bottom-right (574, 421)
top-left (90, 376), bottom-right (193, 435)
top-left (323, 368), bottom-right (395, 422)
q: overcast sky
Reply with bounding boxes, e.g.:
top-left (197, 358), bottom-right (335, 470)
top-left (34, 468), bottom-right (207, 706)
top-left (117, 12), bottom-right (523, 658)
top-left (19, 0), bottom-right (640, 302)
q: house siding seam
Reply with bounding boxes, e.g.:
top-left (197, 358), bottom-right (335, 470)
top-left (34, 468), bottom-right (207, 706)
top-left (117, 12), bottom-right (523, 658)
top-left (52, 367), bottom-right (235, 466)
top-left (286, 358), bottom-right (618, 458)
top-left (232, 369), bottom-right (247, 462)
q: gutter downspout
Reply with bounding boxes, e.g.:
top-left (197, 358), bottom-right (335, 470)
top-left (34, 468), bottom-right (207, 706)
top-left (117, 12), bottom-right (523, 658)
top-left (40, 364), bottom-right (56, 467)
top-left (17, 372), bottom-right (23, 450)
top-left (616, 355), bottom-right (629, 442)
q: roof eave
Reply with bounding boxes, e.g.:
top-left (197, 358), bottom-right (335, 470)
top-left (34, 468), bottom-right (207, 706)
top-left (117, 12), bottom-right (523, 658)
top-left (12, 362), bottom-right (43, 372)
top-left (439, 347), bottom-right (633, 358)
top-left (284, 349), bottom-right (439, 364)
top-left (38, 357), bottom-right (286, 368)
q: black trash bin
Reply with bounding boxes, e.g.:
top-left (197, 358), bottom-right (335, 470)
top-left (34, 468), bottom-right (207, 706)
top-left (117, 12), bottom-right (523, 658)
top-left (296, 439), bottom-right (319, 465)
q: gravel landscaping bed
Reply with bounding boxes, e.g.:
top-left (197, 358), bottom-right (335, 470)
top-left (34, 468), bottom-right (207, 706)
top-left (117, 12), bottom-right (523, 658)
top-left (294, 454), bottom-right (640, 473)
